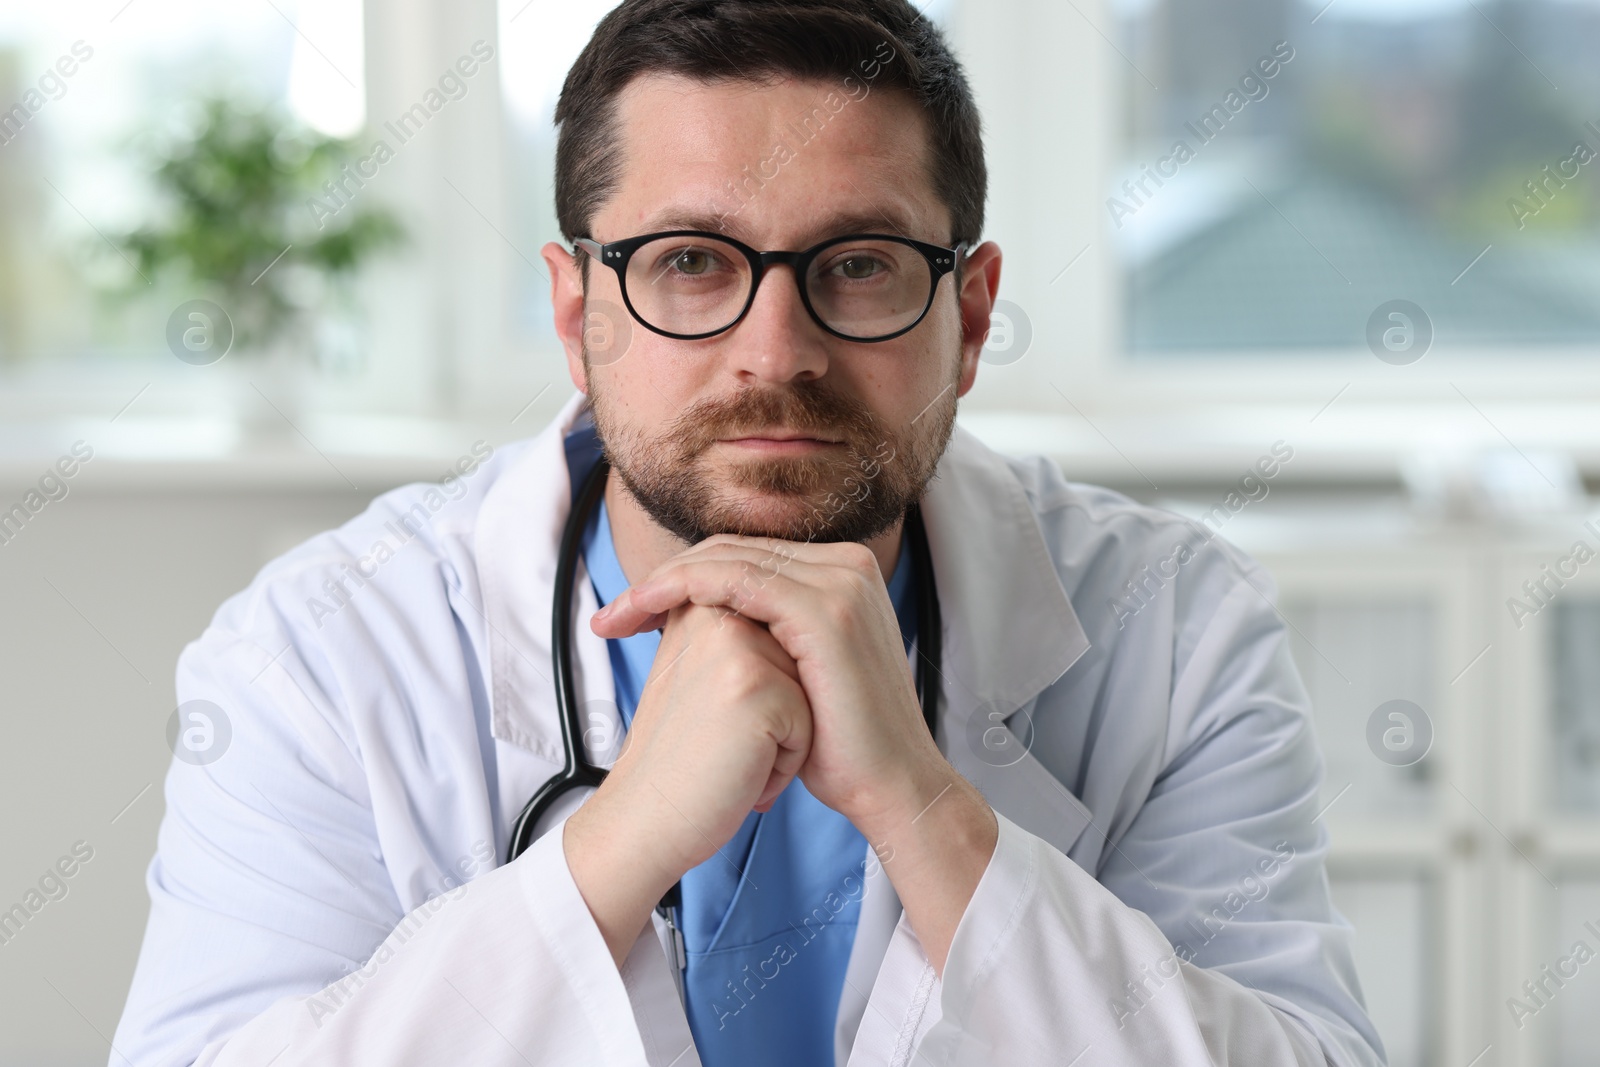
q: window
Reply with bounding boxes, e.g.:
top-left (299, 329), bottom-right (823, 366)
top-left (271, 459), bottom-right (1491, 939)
top-left (1112, 0), bottom-right (1600, 357)
top-left (497, 0), bottom-right (620, 347)
top-left (0, 1), bottom-right (364, 371)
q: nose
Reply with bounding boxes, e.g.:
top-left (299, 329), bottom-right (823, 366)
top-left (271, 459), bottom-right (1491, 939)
top-left (719, 262), bottom-right (832, 385)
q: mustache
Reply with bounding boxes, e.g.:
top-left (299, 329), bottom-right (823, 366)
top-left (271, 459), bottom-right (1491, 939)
top-left (667, 383), bottom-right (884, 455)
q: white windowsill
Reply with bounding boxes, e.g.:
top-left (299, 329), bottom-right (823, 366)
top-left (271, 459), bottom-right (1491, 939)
top-left (3, 401), bottom-right (1598, 493)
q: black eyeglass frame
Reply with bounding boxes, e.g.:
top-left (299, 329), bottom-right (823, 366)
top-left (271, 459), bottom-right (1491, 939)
top-left (574, 230), bottom-right (970, 343)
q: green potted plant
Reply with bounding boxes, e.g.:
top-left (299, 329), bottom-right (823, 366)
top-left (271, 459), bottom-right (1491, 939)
top-left (116, 93), bottom-right (405, 418)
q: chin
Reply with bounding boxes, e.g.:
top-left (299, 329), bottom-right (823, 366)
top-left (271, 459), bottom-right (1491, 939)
top-left (712, 487), bottom-right (831, 538)
top-left (610, 443), bottom-right (904, 548)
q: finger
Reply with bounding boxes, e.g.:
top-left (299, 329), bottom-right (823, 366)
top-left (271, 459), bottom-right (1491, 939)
top-left (610, 537), bottom-right (876, 608)
top-left (593, 540), bottom-right (882, 638)
top-left (664, 605), bottom-right (803, 683)
top-left (590, 604), bottom-right (668, 637)
top-left (595, 560), bottom-right (824, 637)
top-left (625, 542), bottom-right (809, 609)
top-left (754, 685), bottom-right (812, 809)
top-left (753, 766), bottom-right (793, 812)
top-left (674, 534), bottom-right (878, 576)
top-left (738, 618), bottom-right (802, 682)
top-left (635, 606), bottom-right (802, 689)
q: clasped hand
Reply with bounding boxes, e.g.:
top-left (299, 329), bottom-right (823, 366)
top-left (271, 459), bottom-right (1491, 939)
top-left (592, 535), bottom-right (940, 852)
top-left (561, 534), bottom-right (996, 973)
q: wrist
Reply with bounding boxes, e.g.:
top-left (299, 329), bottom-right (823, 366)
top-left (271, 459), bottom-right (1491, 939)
top-left (847, 761), bottom-right (998, 975)
top-left (859, 766), bottom-right (995, 862)
top-left (562, 787), bottom-right (682, 965)
top-left (847, 750), bottom-right (966, 842)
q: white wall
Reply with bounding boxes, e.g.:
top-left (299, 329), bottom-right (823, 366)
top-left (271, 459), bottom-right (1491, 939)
top-left (0, 474), bottom-right (380, 1066)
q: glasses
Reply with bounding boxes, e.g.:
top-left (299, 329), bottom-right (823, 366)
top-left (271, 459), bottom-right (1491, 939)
top-left (574, 230), bottom-right (968, 343)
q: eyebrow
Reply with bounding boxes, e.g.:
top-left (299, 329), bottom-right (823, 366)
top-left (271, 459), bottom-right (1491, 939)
top-left (633, 206), bottom-right (932, 247)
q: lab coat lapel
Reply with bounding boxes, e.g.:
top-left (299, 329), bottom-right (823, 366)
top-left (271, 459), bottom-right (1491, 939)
top-left (476, 390), bottom-right (621, 842)
top-left (917, 423), bottom-right (1098, 861)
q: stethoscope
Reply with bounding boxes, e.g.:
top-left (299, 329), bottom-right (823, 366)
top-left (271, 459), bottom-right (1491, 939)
top-left (504, 453), bottom-right (942, 987)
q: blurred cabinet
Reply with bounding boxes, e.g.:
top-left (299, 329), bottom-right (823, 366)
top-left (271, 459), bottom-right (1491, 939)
top-left (1503, 566), bottom-right (1600, 1067)
top-left (1258, 535), bottom-right (1482, 1067)
top-left (1217, 504), bottom-right (1598, 1067)
top-left (1282, 600), bottom-right (1437, 823)
top-left (1548, 604), bottom-right (1600, 815)
top-left (1282, 595), bottom-right (1442, 1067)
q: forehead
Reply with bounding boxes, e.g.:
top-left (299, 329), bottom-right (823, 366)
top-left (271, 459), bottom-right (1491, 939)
top-left (598, 72), bottom-right (949, 247)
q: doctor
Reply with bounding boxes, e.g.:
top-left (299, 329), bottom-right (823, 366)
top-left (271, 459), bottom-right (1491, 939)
top-left (112, 0), bottom-right (1385, 1064)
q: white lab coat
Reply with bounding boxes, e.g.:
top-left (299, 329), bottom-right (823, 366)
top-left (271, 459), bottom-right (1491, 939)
top-left (111, 390), bottom-right (1386, 1066)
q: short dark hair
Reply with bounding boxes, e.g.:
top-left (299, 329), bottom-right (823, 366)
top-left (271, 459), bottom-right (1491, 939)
top-left (553, 0), bottom-right (986, 284)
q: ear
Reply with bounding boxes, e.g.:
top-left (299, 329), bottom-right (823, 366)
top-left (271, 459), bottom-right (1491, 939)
top-left (542, 241), bottom-right (588, 394)
top-left (955, 241), bottom-right (1002, 399)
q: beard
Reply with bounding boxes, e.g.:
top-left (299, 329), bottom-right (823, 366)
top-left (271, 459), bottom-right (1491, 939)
top-left (585, 348), bottom-right (960, 548)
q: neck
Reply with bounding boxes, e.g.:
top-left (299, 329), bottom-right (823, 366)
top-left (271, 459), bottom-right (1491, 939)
top-left (603, 473), bottom-right (905, 589)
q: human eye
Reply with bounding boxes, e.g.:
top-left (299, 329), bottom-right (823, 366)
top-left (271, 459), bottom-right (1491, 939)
top-left (824, 251), bottom-right (892, 281)
top-left (656, 244), bottom-right (732, 279)
top-left (818, 242), bottom-right (906, 285)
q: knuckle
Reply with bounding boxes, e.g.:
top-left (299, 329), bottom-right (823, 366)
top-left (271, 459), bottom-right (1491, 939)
top-left (823, 596), bottom-right (856, 632)
top-left (723, 575), bottom-right (752, 611)
top-left (844, 543), bottom-right (879, 578)
top-left (717, 654), bottom-right (772, 701)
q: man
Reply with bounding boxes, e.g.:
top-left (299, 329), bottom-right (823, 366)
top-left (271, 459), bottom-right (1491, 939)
top-left (112, 1), bottom-right (1385, 1064)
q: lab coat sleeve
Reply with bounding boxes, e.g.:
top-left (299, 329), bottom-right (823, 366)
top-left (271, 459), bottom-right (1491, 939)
top-left (848, 556), bottom-right (1386, 1067)
top-left (109, 623), bottom-right (684, 1067)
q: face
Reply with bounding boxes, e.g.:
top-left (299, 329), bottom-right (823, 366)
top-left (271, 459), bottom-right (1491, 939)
top-left (542, 73), bottom-right (1002, 547)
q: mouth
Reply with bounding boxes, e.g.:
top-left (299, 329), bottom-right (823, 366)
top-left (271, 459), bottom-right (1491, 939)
top-left (718, 431), bottom-right (844, 453)
top-left (719, 428), bottom-right (842, 444)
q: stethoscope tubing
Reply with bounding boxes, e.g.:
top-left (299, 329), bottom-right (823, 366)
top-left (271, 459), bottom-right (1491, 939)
top-left (508, 454), bottom-right (616, 862)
